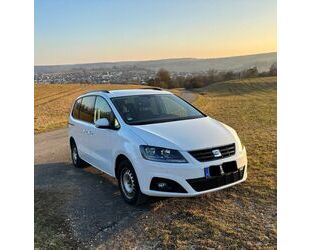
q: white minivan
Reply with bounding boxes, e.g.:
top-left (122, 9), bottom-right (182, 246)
top-left (68, 88), bottom-right (247, 204)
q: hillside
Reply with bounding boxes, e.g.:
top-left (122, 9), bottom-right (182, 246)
top-left (35, 52), bottom-right (276, 73)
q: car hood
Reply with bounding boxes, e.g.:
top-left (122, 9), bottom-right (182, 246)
top-left (129, 117), bottom-right (236, 151)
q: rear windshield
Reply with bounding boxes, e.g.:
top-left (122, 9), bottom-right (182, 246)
top-left (111, 94), bottom-right (205, 125)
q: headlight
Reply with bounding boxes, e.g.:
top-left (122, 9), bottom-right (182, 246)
top-left (139, 145), bottom-right (188, 163)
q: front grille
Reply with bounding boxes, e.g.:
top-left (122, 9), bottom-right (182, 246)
top-left (187, 167), bottom-right (244, 192)
top-left (188, 143), bottom-right (235, 162)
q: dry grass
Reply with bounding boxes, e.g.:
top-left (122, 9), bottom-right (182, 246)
top-left (101, 77), bottom-right (277, 249)
top-left (34, 84), bottom-right (144, 133)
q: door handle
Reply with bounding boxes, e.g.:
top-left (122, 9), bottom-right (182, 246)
top-left (82, 129), bottom-right (94, 136)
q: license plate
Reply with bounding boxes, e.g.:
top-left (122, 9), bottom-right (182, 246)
top-left (204, 167), bottom-right (210, 178)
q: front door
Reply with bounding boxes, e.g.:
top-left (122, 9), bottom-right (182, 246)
top-left (88, 96), bottom-right (120, 175)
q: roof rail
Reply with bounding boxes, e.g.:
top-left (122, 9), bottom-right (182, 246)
top-left (143, 87), bottom-right (162, 91)
top-left (85, 90), bottom-right (110, 94)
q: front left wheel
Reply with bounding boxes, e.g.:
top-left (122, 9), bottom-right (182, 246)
top-left (117, 160), bottom-right (147, 205)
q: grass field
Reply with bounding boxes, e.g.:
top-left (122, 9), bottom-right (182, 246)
top-left (34, 76), bottom-right (277, 248)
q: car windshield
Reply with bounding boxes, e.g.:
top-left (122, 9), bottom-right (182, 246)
top-left (111, 94), bottom-right (205, 125)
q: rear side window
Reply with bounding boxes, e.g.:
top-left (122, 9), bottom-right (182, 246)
top-left (79, 96), bottom-right (96, 123)
top-left (72, 98), bottom-right (82, 119)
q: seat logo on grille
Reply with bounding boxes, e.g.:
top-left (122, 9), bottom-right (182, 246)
top-left (212, 149), bottom-right (222, 158)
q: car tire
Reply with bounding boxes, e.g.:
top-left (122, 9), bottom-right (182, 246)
top-left (117, 159), bottom-right (147, 205)
top-left (70, 141), bottom-right (85, 168)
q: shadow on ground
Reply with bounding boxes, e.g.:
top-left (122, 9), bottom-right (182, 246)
top-left (34, 162), bottom-right (154, 248)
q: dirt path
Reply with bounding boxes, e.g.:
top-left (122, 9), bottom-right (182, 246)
top-left (179, 90), bottom-right (198, 103)
top-left (35, 129), bottom-right (155, 248)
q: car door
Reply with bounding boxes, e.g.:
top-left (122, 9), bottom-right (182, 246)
top-left (88, 96), bottom-right (120, 175)
top-left (69, 97), bottom-right (83, 147)
top-left (78, 95), bottom-right (96, 164)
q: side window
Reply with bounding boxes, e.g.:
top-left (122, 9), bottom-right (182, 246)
top-left (72, 98), bottom-right (82, 119)
top-left (94, 97), bottom-right (120, 128)
top-left (79, 96), bottom-right (96, 123)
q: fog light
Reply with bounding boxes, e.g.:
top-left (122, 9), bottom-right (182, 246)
top-left (150, 177), bottom-right (187, 193)
top-left (157, 182), bottom-right (167, 189)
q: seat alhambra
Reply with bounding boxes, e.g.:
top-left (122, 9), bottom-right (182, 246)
top-left (68, 88), bottom-right (247, 204)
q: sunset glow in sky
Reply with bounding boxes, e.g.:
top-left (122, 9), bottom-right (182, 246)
top-left (35, 0), bottom-right (276, 65)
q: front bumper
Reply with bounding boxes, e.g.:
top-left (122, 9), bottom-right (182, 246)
top-left (134, 147), bottom-right (247, 197)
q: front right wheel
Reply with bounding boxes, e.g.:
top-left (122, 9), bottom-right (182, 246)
top-left (117, 160), bottom-right (147, 205)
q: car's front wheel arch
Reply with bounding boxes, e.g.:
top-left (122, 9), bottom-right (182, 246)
top-left (69, 137), bottom-right (75, 149)
top-left (115, 155), bottom-right (147, 205)
top-left (69, 137), bottom-right (85, 168)
top-left (115, 154), bottom-right (131, 179)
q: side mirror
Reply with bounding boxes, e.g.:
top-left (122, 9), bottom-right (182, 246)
top-left (95, 118), bottom-right (110, 129)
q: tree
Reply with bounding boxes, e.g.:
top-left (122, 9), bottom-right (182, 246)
top-left (156, 68), bottom-right (171, 83)
top-left (155, 68), bottom-right (171, 88)
top-left (146, 78), bottom-right (155, 86)
top-left (243, 66), bottom-right (258, 78)
top-left (170, 76), bottom-right (184, 88)
top-left (184, 76), bottom-right (205, 89)
top-left (207, 69), bottom-right (218, 83)
top-left (269, 62), bottom-right (277, 76)
top-left (223, 71), bottom-right (235, 81)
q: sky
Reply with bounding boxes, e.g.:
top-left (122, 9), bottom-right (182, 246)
top-left (34, 0), bottom-right (276, 66)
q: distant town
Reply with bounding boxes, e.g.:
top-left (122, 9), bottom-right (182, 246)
top-left (34, 52), bottom-right (277, 85)
top-left (34, 66), bottom-right (199, 84)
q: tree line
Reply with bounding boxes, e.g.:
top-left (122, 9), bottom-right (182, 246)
top-left (147, 62), bottom-right (277, 89)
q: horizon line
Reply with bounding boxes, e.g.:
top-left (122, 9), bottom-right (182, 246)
top-left (34, 51), bottom-right (277, 67)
